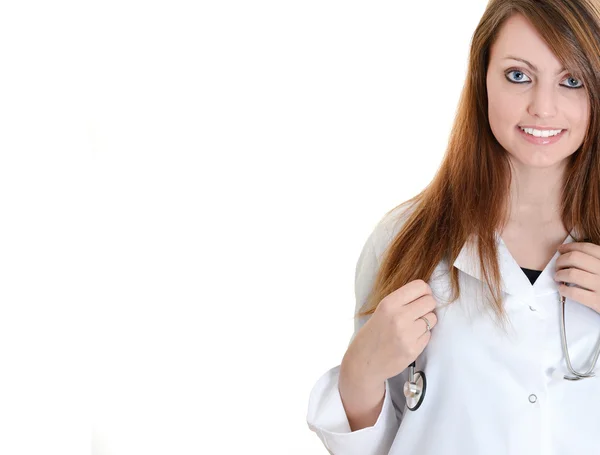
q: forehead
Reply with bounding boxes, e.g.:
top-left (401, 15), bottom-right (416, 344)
top-left (490, 14), bottom-right (560, 68)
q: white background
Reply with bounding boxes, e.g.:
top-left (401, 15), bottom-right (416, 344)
top-left (0, 1), bottom-right (487, 454)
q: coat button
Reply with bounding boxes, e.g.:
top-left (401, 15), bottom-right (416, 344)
top-left (529, 394), bottom-right (537, 403)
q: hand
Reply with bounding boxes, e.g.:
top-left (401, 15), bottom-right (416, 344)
top-left (555, 242), bottom-right (600, 314)
top-left (341, 279), bottom-right (438, 387)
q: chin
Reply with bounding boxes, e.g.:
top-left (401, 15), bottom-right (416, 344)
top-left (508, 150), bottom-right (568, 168)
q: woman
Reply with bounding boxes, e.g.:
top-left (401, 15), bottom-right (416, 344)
top-left (307, 1), bottom-right (600, 454)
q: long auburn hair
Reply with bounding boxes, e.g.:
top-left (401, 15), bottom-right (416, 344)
top-left (357, 0), bottom-right (600, 328)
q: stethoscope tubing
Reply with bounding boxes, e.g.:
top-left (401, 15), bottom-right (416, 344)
top-left (559, 291), bottom-right (600, 380)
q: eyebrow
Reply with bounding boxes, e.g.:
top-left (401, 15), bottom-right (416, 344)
top-left (503, 56), bottom-right (566, 75)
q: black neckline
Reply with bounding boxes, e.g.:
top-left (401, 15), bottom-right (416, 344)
top-left (521, 266), bottom-right (542, 273)
top-left (521, 266), bottom-right (543, 285)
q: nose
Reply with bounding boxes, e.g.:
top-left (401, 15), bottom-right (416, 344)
top-left (527, 81), bottom-right (558, 119)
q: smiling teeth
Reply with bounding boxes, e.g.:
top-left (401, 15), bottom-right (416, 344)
top-left (519, 127), bottom-right (563, 137)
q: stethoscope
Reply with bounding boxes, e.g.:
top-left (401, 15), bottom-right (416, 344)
top-left (403, 288), bottom-right (600, 411)
top-left (403, 316), bottom-right (430, 411)
top-left (403, 359), bottom-right (427, 411)
top-left (559, 288), bottom-right (600, 380)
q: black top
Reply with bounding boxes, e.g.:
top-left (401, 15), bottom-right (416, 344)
top-left (521, 267), bottom-right (542, 285)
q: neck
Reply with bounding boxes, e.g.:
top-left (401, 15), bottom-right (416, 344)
top-left (506, 159), bottom-right (566, 228)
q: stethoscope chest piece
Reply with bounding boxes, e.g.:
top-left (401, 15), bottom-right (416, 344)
top-left (404, 361), bottom-right (427, 411)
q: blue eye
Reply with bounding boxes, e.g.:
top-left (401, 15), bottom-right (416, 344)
top-left (563, 76), bottom-right (584, 88)
top-left (506, 70), bottom-right (531, 83)
top-left (505, 69), bottom-right (584, 89)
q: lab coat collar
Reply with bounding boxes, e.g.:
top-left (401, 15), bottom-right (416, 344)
top-left (452, 229), bottom-right (576, 300)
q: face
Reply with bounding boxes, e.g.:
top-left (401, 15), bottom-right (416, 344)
top-left (486, 13), bottom-right (590, 168)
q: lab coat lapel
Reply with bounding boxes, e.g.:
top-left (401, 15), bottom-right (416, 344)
top-left (452, 230), bottom-right (576, 299)
top-left (527, 231), bottom-right (576, 297)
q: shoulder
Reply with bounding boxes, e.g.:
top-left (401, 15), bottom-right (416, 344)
top-left (367, 199), bottom-right (419, 261)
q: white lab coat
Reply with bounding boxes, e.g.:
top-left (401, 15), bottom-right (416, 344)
top-left (306, 203), bottom-right (600, 455)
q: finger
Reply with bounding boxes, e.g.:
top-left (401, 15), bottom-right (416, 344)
top-left (556, 250), bottom-right (600, 276)
top-left (558, 242), bottom-right (600, 262)
top-left (405, 294), bottom-right (437, 320)
top-left (559, 282), bottom-right (599, 312)
top-left (416, 312), bottom-right (437, 339)
top-left (420, 311), bottom-right (438, 330)
top-left (555, 267), bottom-right (599, 292)
top-left (404, 310), bottom-right (437, 341)
top-left (389, 279), bottom-right (432, 307)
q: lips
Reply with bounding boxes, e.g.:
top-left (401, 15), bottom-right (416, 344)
top-left (517, 125), bottom-right (566, 145)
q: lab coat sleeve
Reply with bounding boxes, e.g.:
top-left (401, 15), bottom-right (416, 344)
top-left (306, 216), bottom-right (404, 455)
top-left (306, 366), bottom-right (398, 455)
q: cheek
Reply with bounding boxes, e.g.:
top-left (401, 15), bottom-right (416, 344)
top-left (558, 113), bottom-right (588, 160)
top-left (565, 99), bottom-right (590, 139)
top-left (487, 79), bottom-right (519, 124)
top-left (488, 90), bottom-right (520, 132)
top-left (577, 102), bottom-right (590, 132)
